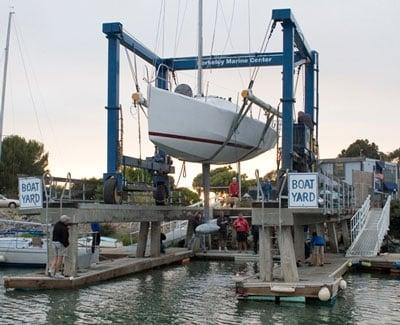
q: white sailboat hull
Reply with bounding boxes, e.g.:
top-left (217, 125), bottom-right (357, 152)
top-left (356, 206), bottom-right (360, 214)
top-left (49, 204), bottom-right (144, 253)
top-left (147, 86), bottom-right (277, 164)
top-left (0, 238), bottom-right (97, 268)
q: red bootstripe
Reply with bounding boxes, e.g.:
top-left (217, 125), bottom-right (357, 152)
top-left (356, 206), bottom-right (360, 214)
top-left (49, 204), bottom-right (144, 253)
top-left (148, 131), bottom-right (253, 150)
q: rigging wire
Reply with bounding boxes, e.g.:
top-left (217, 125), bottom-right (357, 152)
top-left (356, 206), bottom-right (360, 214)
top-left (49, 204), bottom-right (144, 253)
top-left (153, 0), bottom-right (165, 54)
top-left (173, 0), bottom-right (182, 58)
top-left (218, 0), bottom-right (245, 88)
top-left (13, 17), bottom-right (63, 160)
top-left (12, 18), bottom-right (43, 142)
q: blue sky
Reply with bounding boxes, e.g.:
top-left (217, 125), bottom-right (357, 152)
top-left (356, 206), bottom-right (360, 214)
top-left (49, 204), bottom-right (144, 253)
top-left (0, 0), bottom-right (399, 187)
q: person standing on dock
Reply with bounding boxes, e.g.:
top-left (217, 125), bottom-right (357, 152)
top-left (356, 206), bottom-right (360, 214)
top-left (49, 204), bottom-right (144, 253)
top-left (251, 224), bottom-right (259, 254)
top-left (217, 212), bottom-right (229, 252)
top-left (91, 222), bottom-right (101, 254)
top-left (233, 213), bottom-right (249, 253)
top-left (188, 212), bottom-right (206, 253)
top-left (311, 232), bottom-right (325, 266)
top-left (48, 215), bottom-right (70, 278)
top-left (228, 177), bottom-right (239, 208)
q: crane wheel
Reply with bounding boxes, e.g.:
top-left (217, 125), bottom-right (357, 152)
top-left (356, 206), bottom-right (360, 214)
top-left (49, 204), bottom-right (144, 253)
top-left (104, 177), bottom-right (122, 204)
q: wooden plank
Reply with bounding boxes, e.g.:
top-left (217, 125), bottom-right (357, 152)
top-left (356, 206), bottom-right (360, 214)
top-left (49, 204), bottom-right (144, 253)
top-left (4, 250), bottom-right (193, 290)
top-left (136, 221), bottom-right (150, 258)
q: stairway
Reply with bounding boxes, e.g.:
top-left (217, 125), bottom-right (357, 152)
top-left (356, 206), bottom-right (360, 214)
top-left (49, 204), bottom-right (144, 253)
top-left (346, 196), bottom-right (391, 257)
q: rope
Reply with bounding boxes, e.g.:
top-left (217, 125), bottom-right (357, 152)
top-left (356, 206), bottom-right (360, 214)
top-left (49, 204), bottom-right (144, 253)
top-left (176, 161), bottom-right (187, 187)
top-left (124, 48), bottom-right (139, 92)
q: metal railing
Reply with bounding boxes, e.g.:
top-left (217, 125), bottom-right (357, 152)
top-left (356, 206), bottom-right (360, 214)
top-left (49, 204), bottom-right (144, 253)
top-left (349, 195), bottom-right (370, 243)
top-left (373, 195), bottom-right (391, 255)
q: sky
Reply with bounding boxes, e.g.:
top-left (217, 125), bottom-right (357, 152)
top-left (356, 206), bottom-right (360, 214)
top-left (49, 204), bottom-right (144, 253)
top-left (0, 0), bottom-right (399, 188)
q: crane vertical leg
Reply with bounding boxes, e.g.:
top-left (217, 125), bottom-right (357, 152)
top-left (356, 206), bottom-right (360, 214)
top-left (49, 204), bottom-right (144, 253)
top-left (202, 163), bottom-right (210, 222)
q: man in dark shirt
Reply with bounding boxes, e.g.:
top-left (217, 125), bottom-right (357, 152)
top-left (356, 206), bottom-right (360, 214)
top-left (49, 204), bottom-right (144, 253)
top-left (48, 215), bottom-right (70, 278)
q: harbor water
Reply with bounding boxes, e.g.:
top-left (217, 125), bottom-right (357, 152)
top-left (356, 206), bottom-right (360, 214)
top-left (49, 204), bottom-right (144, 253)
top-left (1, 261), bottom-right (400, 324)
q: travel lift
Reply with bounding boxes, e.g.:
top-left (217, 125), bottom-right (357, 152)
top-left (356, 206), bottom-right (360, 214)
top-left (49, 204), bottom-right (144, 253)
top-left (102, 8), bottom-right (319, 208)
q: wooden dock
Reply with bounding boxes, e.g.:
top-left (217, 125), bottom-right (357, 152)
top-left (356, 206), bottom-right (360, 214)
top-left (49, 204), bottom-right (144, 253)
top-left (3, 248), bottom-right (192, 290)
top-left (235, 254), bottom-right (350, 302)
top-left (355, 253), bottom-right (400, 274)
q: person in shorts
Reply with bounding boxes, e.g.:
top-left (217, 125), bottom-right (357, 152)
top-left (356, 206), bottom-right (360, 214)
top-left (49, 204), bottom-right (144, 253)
top-left (48, 215), bottom-right (70, 278)
top-left (233, 213), bottom-right (249, 253)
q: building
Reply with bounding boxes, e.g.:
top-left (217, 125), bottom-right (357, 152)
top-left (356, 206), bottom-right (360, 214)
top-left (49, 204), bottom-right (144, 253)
top-left (318, 157), bottom-right (399, 206)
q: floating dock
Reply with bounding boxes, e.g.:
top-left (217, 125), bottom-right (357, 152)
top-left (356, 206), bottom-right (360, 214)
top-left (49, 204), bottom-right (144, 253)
top-left (3, 248), bottom-right (192, 290)
top-left (235, 254), bottom-right (350, 302)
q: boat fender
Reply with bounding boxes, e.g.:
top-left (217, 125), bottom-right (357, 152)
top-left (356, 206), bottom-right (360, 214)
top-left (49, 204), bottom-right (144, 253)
top-left (347, 261), bottom-right (353, 268)
top-left (393, 261), bottom-right (400, 269)
top-left (361, 261), bottom-right (372, 267)
top-left (0, 255), bottom-right (5, 262)
top-left (318, 287), bottom-right (331, 301)
top-left (195, 223), bottom-right (220, 234)
top-left (339, 279), bottom-right (347, 290)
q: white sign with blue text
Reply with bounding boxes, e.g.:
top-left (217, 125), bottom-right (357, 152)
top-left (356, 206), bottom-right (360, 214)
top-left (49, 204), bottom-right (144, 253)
top-left (18, 177), bottom-right (43, 209)
top-left (288, 173), bottom-right (318, 208)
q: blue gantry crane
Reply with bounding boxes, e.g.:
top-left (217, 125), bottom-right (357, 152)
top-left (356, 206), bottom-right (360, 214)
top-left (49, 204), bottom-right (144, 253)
top-left (102, 8), bottom-right (319, 204)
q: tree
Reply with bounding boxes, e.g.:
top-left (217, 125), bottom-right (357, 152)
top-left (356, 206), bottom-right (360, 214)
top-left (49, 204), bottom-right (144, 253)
top-left (171, 187), bottom-right (200, 206)
top-left (0, 135), bottom-right (48, 195)
top-left (192, 166), bottom-right (236, 190)
top-left (338, 139), bottom-right (387, 160)
top-left (192, 166), bottom-right (256, 194)
top-left (388, 148), bottom-right (400, 164)
top-left (124, 167), bottom-right (153, 185)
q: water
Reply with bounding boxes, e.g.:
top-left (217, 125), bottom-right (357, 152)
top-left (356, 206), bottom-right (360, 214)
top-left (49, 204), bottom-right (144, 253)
top-left (1, 262), bottom-right (400, 324)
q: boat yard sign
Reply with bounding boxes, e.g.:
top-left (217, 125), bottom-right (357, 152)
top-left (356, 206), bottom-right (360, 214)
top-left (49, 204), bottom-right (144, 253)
top-left (18, 177), bottom-right (43, 209)
top-left (288, 173), bottom-right (318, 208)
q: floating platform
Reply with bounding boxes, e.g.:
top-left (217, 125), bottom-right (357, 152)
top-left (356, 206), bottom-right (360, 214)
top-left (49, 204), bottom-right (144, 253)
top-left (355, 253), bottom-right (400, 274)
top-left (3, 248), bottom-right (192, 290)
top-left (235, 254), bottom-right (350, 302)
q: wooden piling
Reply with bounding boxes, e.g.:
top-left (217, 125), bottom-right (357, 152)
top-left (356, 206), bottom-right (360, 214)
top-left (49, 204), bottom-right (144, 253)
top-left (150, 221), bottom-right (161, 257)
top-left (278, 226), bottom-right (299, 282)
top-left (136, 221), bottom-right (150, 258)
top-left (64, 222), bottom-right (78, 277)
top-left (341, 219), bottom-right (351, 248)
top-left (327, 222), bottom-right (339, 253)
top-left (294, 225), bottom-right (305, 262)
top-left (259, 226), bottom-right (273, 282)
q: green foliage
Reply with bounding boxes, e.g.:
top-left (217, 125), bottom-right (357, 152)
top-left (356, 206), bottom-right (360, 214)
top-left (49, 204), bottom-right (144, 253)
top-left (0, 135), bottom-right (48, 195)
top-left (389, 200), bottom-right (400, 239)
top-left (116, 233), bottom-right (135, 246)
top-left (192, 166), bottom-right (236, 189)
top-left (171, 187), bottom-right (200, 206)
top-left (338, 139), bottom-right (386, 160)
top-left (124, 167), bottom-right (153, 185)
top-left (388, 148), bottom-right (400, 164)
top-left (100, 223), bottom-right (116, 237)
top-left (72, 177), bottom-right (103, 201)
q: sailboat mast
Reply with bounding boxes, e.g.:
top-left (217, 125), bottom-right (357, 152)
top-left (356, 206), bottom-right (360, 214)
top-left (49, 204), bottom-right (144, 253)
top-left (0, 11), bottom-right (14, 161)
top-left (197, 0), bottom-right (203, 96)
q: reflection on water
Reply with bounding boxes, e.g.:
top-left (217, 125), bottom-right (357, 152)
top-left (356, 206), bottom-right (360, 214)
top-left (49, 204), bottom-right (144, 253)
top-left (1, 262), bottom-right (400, 324)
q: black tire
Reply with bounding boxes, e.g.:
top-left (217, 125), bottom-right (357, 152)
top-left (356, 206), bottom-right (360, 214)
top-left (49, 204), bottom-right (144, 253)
top-left (8, 202), bottom-right (16, 209)
top-left (154, 184), bottom-right (167, 206)
top-left (103, 177), bottom-right (122, 204)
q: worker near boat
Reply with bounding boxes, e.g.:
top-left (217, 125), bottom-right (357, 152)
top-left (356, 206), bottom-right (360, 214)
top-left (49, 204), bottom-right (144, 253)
top-left (48, 215), bottom-right (70, 278)
top-left (311, 232), bottom-right (325, 266)
top-left (228, 177), bottom-right (239, 208)
top-left (217, 212), bottom-right (229, 252)
top-left (187, 212), bottom-right (207, 253)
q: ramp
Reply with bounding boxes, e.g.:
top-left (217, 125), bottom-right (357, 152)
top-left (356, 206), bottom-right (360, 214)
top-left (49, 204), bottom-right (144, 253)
top-left (346, 196), bottom-right (391, 257)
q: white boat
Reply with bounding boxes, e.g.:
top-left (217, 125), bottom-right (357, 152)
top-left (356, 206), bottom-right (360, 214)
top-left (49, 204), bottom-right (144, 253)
top-left (147, 85), bottom-right (277, 164)
top-left (78, 236), bottom-right (123, 248)
top-left (0, 237), bottom-right (98, 268)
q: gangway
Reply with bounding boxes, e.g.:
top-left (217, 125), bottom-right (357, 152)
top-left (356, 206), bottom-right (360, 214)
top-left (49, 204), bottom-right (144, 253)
top-left (346, 196), bottom-right (391, 257)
